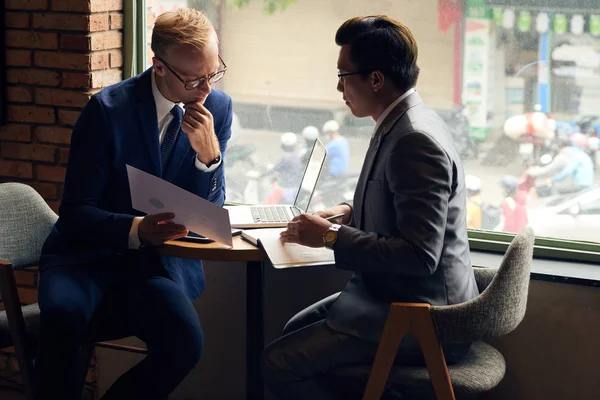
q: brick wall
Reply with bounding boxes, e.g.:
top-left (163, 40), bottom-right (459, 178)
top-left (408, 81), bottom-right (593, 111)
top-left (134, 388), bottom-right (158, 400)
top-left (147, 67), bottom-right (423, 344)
top-left (1, 0), bottom-right (124, 397)
top-left (1, 0), bottom-right (124, 212)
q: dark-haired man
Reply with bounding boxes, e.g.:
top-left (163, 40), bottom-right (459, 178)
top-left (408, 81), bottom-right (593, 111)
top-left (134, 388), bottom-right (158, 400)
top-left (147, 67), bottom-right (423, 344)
top-left (262, 15), bottom-right (479, 399)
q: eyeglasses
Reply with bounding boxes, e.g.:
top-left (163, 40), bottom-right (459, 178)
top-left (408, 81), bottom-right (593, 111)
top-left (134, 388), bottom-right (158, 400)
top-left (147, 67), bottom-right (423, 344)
top-left (158, 55), bottom-right (228, 90)
top-left (337, 69), bottom-right (377, 84)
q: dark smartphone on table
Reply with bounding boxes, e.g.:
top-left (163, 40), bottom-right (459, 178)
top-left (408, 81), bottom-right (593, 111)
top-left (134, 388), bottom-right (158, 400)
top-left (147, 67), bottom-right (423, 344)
top-left (176, 229), bottom-right (242, 244)
top-left (176, 231), bottom-right (214, 244)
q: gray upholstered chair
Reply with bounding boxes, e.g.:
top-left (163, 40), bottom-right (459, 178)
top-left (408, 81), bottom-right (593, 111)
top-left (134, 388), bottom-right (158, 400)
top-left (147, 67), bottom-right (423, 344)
top-left (333, 226), bottom-right (534, 400)
top-left (0, 182), bottom-right (57, 399)
top-left (0, 183), bottom-right (146, 399)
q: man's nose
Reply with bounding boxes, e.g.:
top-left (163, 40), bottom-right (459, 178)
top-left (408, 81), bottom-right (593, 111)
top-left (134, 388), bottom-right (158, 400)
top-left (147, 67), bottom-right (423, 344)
top-left (197, 81), bottom-right (212, 96)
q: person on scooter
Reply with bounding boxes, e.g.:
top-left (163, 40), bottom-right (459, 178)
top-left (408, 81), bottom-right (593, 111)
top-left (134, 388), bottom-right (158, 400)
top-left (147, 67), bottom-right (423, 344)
top-left (322, 119), bottom-right (350, 177)
top-left (265, 132), bottom-right (302, 204)
top-left (465, 175), bottom-right (483, 229)
top-left (499, 175), bottom-right (528, 234)
top-left (299, 125), bottom-right (320, 166)
top-left (526, 134), bottom-right (594, 194)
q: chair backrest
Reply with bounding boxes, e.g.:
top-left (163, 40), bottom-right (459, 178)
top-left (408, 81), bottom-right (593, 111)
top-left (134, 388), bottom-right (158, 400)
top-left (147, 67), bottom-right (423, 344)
top-left (430, 227), bottom-right (534, 343)
top-left (473, 266), bottom-right (498, 294)
top-left (0, 183), bottom-right (58, 269)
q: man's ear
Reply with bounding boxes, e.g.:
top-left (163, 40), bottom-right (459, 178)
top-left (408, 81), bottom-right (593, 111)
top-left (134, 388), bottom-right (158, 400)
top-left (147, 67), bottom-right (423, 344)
top-left (371, 71), bottom-right (384, 92)
top-left (152, 57), bottom-right (166, 76)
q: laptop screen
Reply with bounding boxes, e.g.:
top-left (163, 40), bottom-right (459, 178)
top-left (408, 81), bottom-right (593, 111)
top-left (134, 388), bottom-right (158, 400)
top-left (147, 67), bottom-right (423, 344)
top-left (294, 138), bottom-right (327, 212)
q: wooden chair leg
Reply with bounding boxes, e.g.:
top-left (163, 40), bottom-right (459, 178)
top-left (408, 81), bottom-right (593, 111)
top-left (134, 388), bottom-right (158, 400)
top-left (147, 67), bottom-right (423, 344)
top-left (0, 262), bottom-right (35, 400)
top-left (362, 306), bottom-right (411, 400)
top-left (411, 306), bottom-right (456, 400)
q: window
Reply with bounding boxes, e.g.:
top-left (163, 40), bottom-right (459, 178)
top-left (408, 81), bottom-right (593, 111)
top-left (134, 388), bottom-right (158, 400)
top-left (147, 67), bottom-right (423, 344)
top-left (140, 0), bottom-right (600, 257)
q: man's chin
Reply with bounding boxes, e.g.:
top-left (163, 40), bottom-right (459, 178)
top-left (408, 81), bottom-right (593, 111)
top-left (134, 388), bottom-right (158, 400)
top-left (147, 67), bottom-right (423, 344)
top-left (348, 106), bottom-right (368, 118)
top-left (184, 96), bottom-right (207, 105)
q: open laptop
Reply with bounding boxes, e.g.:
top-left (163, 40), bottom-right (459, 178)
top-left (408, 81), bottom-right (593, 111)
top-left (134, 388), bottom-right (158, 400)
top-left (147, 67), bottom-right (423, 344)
top-left (226, 138), bottom-right (327, 228)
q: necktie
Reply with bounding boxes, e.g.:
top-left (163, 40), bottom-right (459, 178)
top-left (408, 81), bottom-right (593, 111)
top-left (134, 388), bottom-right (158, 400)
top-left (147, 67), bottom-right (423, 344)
top-left (161, 105), bottom-right (183, 170)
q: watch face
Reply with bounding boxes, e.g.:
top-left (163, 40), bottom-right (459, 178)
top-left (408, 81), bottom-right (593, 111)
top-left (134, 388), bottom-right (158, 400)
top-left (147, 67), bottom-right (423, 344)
top-left (324, 230), bottom-right (336, 243)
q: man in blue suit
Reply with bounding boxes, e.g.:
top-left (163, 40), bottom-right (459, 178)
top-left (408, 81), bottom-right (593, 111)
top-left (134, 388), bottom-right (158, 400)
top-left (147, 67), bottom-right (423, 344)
top-left (35, 8), bottom-right (232, 399)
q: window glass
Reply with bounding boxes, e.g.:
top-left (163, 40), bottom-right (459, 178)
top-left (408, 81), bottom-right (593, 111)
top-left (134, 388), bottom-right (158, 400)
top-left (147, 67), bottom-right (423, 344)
top-left (148, 0), bottom-right (600, 243)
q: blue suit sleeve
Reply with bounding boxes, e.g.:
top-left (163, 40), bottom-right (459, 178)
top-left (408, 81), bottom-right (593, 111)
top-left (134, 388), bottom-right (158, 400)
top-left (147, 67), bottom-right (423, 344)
top-left (56, 96), bottom-right (135, 250)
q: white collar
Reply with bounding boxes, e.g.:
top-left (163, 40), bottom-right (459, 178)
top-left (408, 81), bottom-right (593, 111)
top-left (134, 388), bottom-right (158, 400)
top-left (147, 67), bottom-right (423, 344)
top-left (373, 88), bottom-right (416, 136)
top-left (151, 70), bottom-right (184, 122)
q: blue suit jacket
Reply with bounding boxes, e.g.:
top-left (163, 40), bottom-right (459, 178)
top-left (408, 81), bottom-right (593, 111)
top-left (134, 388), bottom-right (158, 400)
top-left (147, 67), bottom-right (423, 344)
top-left (40, 68), bottom-right (233, 300)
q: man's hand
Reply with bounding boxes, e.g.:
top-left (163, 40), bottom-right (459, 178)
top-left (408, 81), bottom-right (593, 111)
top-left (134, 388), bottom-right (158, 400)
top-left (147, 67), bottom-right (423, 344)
top-left (280, 213), bottom-right (332, 248)
top-left (182, 101), bottom-right (220, 165)
top-left (313, 204), bottom-right (352, 225)
top-left (138, 212), bottom-right (188, 247)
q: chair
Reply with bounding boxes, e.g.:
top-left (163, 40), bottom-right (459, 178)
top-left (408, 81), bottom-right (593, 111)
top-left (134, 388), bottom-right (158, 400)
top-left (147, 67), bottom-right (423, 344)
top-left (0, 182), bottom-right (147, 399)
top-left (333, 227), bottom-right (534, 400)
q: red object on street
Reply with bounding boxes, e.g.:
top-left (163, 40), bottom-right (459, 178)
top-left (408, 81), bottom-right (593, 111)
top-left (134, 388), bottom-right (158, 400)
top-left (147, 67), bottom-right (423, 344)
top-left (438, 0), bottom-right (462, 33)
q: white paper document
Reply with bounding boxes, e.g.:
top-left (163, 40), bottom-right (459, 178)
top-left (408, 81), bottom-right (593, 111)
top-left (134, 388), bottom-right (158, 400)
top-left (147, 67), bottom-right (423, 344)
top-left (242, 228), bottom-right (335, 268)
top-left (126, 165), bottom-right (232, 247)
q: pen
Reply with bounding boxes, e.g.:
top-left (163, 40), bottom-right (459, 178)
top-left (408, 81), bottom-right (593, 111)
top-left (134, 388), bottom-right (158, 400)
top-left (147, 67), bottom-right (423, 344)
top-left (325, 213), bottom-right (345, 222)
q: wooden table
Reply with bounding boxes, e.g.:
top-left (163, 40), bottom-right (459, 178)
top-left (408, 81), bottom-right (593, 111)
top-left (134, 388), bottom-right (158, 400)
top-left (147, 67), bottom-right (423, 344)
top-left (160, 237), bottom-right (267, 400)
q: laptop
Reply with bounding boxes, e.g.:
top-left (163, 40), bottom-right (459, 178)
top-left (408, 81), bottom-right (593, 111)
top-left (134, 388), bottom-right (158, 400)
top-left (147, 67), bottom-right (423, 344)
top-left (226, 138), bottom-right (327, 228)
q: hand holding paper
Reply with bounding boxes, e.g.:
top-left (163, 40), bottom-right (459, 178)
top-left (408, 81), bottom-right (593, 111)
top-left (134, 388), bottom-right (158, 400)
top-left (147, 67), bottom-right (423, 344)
top-left (127, 165), bottom-right (232, 247)
top-left (138, 212), bottom-right (188, 246)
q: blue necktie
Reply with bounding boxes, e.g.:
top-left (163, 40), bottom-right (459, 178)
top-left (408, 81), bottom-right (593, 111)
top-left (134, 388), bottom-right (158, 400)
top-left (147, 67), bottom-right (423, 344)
top-left (161, 105), bottom-right (183, 170)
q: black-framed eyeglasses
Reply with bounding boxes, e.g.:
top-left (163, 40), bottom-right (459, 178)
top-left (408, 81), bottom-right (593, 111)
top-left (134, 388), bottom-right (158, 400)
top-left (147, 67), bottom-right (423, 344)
top-left (158, 55), bottom-right (228, 90)
top-left (337, 69), bottom-right (377, 83)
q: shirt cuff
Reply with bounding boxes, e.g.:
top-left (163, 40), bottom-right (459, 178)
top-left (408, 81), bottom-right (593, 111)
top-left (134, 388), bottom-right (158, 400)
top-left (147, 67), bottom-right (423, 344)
top-left (194, 153), bottom-right (222, 172)
top-left (128, 217), bottom-right (144, 249)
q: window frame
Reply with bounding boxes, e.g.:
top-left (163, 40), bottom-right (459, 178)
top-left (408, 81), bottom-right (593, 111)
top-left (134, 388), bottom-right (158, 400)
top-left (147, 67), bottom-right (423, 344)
top-left (124, 0), bottom-right (148, 79)
top-left (129, 0), bottom-right (600, 265)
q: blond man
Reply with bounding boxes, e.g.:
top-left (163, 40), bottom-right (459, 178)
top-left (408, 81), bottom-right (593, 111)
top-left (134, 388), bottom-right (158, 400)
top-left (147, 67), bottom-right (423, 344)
top-left (36, 9), bottom-right (232, 399)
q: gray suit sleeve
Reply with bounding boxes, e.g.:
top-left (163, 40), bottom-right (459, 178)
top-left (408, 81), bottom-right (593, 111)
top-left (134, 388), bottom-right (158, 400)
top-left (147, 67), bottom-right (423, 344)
top-left (333, 131), bottom-right (452, 277)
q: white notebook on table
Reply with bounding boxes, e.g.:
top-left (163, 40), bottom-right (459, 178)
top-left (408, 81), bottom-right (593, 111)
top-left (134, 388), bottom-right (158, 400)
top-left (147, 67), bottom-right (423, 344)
top-left (241, 228), bottom-right (335, 269)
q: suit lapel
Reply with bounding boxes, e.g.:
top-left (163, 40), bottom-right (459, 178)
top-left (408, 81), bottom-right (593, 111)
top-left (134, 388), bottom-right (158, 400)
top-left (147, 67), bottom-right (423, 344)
top-left (353, 92), bottom-right (424, 228)
top-left (135, 69), bottom-right (161, 176)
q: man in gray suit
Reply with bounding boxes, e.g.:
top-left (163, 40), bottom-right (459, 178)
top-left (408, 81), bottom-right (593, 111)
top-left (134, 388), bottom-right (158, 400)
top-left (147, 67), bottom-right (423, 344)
top-left (261, 15), bottom-right (480, 399)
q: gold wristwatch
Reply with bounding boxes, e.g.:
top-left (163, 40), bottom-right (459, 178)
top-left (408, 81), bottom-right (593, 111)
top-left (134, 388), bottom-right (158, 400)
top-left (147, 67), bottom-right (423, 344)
top-left (323, 224), bottom-right (342, 249)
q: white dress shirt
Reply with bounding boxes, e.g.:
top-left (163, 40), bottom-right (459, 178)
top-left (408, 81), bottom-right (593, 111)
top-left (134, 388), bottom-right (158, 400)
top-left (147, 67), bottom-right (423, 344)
top-left (128, 71), bottom-right (223, 249)
top-left (373, 88), bottom-right (416, 136)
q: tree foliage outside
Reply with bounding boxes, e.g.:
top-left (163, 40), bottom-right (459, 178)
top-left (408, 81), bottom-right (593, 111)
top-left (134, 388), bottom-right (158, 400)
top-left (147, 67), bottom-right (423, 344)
top-left (225, 0), bottom-right (297, 14)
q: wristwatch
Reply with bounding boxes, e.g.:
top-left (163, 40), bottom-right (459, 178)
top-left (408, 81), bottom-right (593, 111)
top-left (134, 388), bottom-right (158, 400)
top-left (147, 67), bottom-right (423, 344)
top-left (205, 153), bottom-right (221, 168)
top-left (322, 224), bottom-right (342, 249)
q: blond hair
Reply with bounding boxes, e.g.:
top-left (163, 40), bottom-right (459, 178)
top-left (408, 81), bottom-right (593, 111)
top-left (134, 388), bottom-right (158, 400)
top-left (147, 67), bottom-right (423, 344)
top-left (151, 8), bottom-right (215, 58)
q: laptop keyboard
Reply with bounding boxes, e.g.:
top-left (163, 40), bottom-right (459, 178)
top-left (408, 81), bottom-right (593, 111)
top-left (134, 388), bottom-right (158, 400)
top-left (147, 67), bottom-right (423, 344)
top-left (250, 206), bottom-right (299, 223)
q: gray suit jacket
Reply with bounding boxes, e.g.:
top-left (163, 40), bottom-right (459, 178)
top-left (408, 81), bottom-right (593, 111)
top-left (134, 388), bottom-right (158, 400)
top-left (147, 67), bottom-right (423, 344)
top-left (326, 91), bottom-right (479, 343)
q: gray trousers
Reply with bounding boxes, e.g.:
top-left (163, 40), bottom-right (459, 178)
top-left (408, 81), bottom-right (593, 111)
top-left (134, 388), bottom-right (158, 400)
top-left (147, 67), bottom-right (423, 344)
top-left (261, 293), bottom-right (469, 399)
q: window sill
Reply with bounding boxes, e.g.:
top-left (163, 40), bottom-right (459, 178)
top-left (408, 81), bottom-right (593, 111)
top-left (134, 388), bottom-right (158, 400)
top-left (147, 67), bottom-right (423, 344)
top-left (472, 249), bottom-right (600, 287)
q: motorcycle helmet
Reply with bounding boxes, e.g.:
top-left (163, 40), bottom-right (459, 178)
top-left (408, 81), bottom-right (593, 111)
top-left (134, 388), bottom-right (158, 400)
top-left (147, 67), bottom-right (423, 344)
top-left (498, 175), bottom-right (519, 194)
top-left (569, 132), bottom-right (589, 149)
top-left (465, 175), bottom-right (481, 194)
top-left (301, 126), bottom-right (319, 141)
top-left (280, 132), bottom-right (298, 150)
top-left (322, 120), bottom-right (340, 134)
